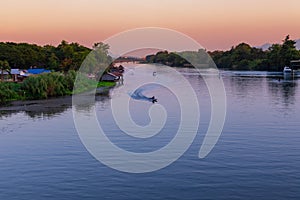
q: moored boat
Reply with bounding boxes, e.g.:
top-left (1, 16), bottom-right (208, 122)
top-left (283, 66), bottom-right (292, 73)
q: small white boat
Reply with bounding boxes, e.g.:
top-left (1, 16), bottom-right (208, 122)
top-left (283, 66), bottom-right (292, 73)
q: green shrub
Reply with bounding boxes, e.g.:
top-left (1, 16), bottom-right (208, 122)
top-left (21, 71), bottom-right (100, 99)
top-left (21, 72), bottom-right (70, 99)
top-left (0, 82), bottom-right (21, 104)
top-left (1, 71), bottom-right (114, 103)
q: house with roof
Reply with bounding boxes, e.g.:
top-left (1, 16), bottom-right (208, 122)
top-left (11, 69), bottom-right (24, 82)
top-left (0, 68), bottom-right (51, 82)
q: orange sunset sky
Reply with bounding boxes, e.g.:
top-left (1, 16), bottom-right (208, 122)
top-left (0, 0), bottom-right (299, 51)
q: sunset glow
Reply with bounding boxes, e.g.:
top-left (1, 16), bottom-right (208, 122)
top-left (1, 0), bottom-right (300, 50)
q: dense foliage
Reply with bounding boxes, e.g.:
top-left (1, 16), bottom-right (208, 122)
top-left (145, 49), bottom-right (216, 69)
top-left (0, 60), bottom-right (10, 81)
top-left (0, 82), bottom-right (21, 104)
top-left (21, 71), bottom-right (77, 99)
top-left (0, 71), bottom-right (115, 104)
top-left (146, 51), bottom-right (186, 67)
top-left (0, 41), bottom-right (116, 105)
top-left (145, 36), bottom-right (300, 71)
top-left (0, 40), bottom-right (118, 106)
top-left (210, 35), bottom-right (300, 71)
top-left (81, 42), bottom-right (113, 75)
top-left (0, 41), bottom-right (91, 71)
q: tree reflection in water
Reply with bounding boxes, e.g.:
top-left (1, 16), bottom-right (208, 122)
top-left (0, 92), bottom-right (111, 119)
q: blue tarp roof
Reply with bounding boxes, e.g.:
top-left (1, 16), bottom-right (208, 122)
top-left (27, 68), bottom-right (51, 74)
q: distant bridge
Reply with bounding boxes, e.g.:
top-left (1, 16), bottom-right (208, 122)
top-left (113, 56), bottom-right (145, 64)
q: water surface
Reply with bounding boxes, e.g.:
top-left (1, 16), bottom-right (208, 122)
top-left (1, 65), bottom-right (300, 200)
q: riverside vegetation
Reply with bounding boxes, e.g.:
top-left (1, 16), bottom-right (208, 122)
top-left (0, 41), bottom-right (115, 105)
top-left (145, 35), bottom-right (300, 71)
top-left (1, 36), bottom-right (299, 104)
top-left (0, 71), bottom-right (115, 105)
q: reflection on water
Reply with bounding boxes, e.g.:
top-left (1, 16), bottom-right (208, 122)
top-left (228, 76), bottom-right (265, 100)
top-left (1, 67), bottom-right (300, 200)
top-left (0, 92), bottom-right (111, 119)
top-left (0, 108), bottom-right (70, 119)
top-left (222, 74), bottom-right (299, 118)
top-left (268, 79), bottom-right (297, 104)
top-left (73, 93), bottom-right (111, 113)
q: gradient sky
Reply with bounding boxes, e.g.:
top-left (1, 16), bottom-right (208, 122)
top-left (1, 0), bottom-right (299, 50)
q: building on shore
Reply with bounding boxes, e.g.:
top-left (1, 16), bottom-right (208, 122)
top-left (0, 68), bottom-right (51, 82)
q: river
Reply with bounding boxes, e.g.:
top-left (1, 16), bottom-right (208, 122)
top-left (1, 64), bottom-right (300, 200)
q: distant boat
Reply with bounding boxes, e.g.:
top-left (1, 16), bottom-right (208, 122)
top-left (283, 66), bottom-right (292, 73)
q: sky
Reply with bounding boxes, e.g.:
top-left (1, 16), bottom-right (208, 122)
top-left (1, 0), bottom-right (300, 51)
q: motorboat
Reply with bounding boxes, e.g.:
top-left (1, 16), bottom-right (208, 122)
top-left (149, 96), bottom-right (158, 103)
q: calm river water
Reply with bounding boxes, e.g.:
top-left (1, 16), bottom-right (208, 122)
top-left (1, 64), bottom-right (300, 200)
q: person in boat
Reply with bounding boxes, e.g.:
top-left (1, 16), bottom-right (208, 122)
top-left (149, 96), bottom-right (157, 103)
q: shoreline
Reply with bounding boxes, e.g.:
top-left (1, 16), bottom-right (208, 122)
top-left (0, 86), bottom-right (112, 114)
top-left (0, 95), bottom-right (73, 113)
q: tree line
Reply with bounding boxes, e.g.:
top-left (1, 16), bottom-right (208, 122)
top-left (0, 40), bottom-right (93, 71)
top-left (0, 41), bottom-right (114, 104)
top-left (145, 35), bottom-right (300, 71)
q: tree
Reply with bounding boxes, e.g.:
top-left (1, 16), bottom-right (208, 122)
top-left (93, 42), bottom-right (110, 54)
top-left (0, 60), bottom-right (10, 81)
top-left (267, 44), bottom-right (282, 70)
top-left (55, 41), bottom-right (91, 72)
top-left (80, 42), bottom-right (112, 76)
top-left (48, 53), bottom-right (60, 70)
top-left (280, 35), bottom-right (300, 67)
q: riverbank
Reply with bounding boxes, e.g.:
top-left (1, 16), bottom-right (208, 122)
top-left (0, 70), bottom-right (117, 105)
top-left (0, 85), bottom-right (113, 114)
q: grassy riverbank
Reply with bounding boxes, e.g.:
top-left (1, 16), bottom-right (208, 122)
top-left (0, 71), bottom-right (116, 105)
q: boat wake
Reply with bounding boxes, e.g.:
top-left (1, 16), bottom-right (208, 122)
top-left (129, 84), bottom-right (159, 103)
